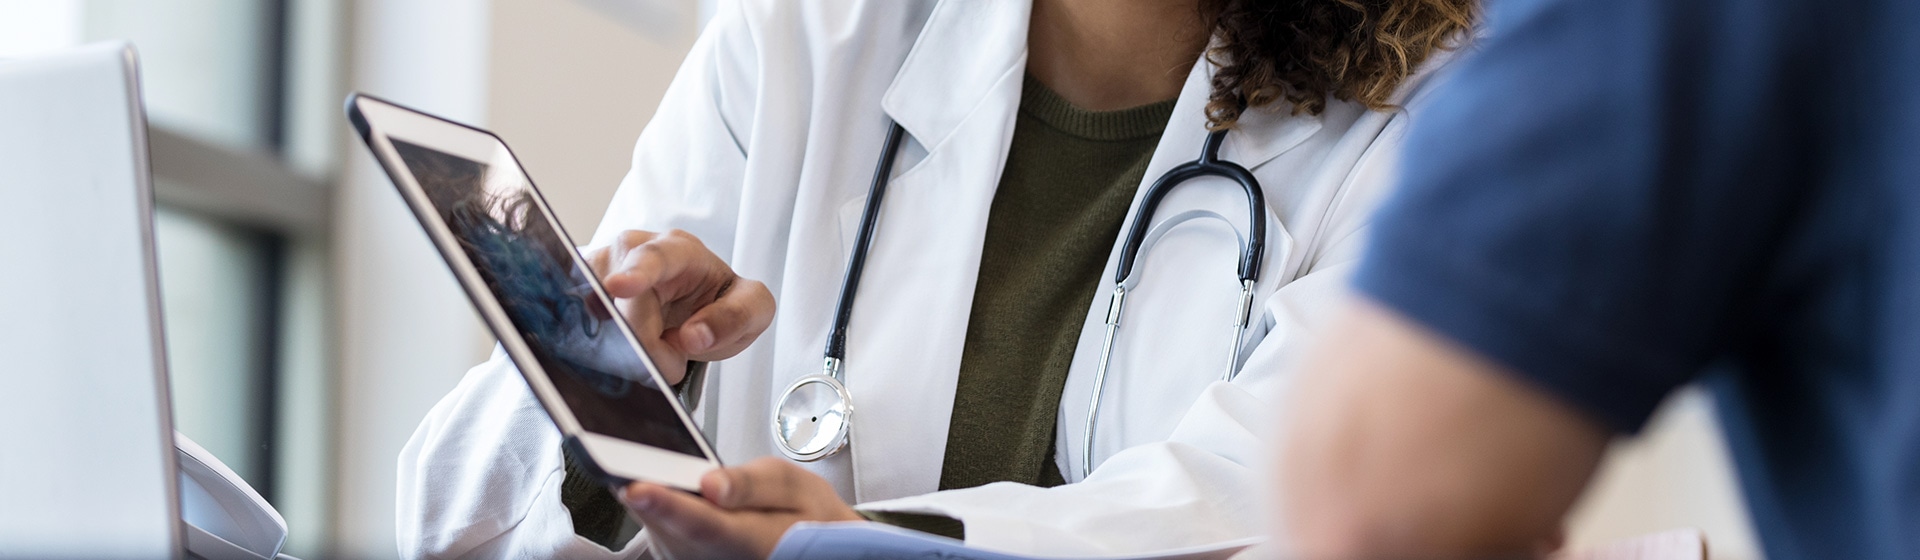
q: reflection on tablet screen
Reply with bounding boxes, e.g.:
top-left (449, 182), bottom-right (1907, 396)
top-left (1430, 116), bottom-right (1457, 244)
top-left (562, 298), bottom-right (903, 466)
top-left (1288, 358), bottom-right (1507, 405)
top-left (392, 139), bottom-right (703, 457)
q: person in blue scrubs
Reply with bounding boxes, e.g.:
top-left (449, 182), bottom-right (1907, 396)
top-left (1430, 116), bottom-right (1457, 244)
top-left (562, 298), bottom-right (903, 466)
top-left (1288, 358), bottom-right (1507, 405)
top-left (1273, 0), bottom-right (1920, 558)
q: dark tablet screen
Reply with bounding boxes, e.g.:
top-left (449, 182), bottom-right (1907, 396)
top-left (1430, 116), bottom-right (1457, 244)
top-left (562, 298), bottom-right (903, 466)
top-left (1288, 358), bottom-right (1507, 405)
top-left (391, 138), bottom-right (703, 458)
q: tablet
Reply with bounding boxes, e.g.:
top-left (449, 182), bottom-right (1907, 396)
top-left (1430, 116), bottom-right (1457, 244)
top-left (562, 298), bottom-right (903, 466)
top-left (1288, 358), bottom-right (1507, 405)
top-left (346, 93), bottom-right (719, 490)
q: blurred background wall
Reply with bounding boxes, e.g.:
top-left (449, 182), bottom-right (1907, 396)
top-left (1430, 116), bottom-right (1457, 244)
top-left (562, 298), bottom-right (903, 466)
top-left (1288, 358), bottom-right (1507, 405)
top-left (0, 1), bottom-right (1763, 557)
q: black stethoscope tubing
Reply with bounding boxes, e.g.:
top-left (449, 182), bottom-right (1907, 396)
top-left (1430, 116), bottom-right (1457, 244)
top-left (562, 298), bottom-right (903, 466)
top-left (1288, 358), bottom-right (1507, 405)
top-left (1115, 127), bottom-right (1266, 285)
top-left (828, 123), bottom-right (1263, 352)
top-left (823, 122), bottom-right (909, 363)
top-left (784, 119), bottom-right (1266, 471)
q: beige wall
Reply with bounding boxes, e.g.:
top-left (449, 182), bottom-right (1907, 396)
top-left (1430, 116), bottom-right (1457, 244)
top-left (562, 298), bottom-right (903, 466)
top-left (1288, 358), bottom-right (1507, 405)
top-left (486, 0), bottom-right (697, 239)
top-left (1564, 387), bottom-right (1764, 559)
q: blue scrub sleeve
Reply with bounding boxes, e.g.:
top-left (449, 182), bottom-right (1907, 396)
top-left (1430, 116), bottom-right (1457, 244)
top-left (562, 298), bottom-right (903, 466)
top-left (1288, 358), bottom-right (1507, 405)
top-left (1353, 0), bottom-right (1817, 433)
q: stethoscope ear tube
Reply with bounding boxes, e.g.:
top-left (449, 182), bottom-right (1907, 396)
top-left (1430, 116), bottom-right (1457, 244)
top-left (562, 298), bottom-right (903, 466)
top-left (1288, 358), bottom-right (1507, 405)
top-left (1112, 130), bottom-right (1267, 286)
top-left (1083, 129), bottom-right (1267, 478)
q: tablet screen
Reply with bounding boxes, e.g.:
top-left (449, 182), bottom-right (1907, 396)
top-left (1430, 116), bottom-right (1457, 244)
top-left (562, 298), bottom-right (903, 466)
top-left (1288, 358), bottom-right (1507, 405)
top-left (390, 138), bottom-right (704, 458)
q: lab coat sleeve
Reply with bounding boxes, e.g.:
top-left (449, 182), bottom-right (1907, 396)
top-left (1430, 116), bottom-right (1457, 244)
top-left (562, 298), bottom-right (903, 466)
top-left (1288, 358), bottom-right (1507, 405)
top-left (394, 3), bottom-right (760, 558)
top-left (848, 283), bottom-right (1339, 554)
top-left (852, 114), bottom-right (1410, 557)
top-left (397, 349), bottom-right (648, 559)
top-left (586, 0), bottom-right (759, 253)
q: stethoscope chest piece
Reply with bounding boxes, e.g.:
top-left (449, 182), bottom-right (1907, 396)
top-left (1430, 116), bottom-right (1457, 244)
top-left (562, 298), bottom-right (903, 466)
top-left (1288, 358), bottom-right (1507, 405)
top-left (772, 359), bottom-right (854, 462)
top-left (769, 122), bottom-right (907, 463)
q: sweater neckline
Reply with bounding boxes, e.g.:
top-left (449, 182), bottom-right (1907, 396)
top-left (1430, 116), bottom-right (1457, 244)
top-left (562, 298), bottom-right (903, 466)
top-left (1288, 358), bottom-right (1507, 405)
top-left (1019, 74), bottom-right (1178, 141)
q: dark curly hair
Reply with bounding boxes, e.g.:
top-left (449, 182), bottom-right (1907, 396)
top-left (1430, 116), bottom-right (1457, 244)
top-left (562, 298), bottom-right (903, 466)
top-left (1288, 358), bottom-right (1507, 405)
top-left (1201, 0), bottom-right (1476, 129)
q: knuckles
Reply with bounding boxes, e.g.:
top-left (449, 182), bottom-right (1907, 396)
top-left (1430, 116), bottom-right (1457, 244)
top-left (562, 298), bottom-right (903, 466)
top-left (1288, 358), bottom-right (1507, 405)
top-left (731, 457), bottom-right (804, 505)
top-left (609, 229), bottom-right (728, 277)
top-left (611, 228), bottom-right (708, 253)
top-left (614, 229), bottom-right (656, 249)
top-left (662, 228), bottom-right (704, 247)
top-left (634, 240), bottom-right (671, 261)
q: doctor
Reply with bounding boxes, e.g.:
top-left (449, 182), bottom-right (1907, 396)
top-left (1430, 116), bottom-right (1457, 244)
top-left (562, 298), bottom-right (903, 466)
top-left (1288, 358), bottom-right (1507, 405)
top-left (398, 0), bottom-right (1474, 557)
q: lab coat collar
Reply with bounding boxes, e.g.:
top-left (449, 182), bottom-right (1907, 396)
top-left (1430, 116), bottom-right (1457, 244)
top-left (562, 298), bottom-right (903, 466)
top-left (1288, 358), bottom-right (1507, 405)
top-left (1093, 39), bottom-right (1325, 202)
top-left (1187, 60), bottom-right (1324, 173)
top-left (1221, 101), bottom-right (1323, 172)
top-left (881, 0), bottom-right (1032, 151)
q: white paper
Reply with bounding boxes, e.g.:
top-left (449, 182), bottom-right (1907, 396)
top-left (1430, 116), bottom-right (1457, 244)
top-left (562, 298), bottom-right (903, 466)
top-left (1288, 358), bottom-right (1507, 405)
top-left (769, 521), bottom-right (1261, 560)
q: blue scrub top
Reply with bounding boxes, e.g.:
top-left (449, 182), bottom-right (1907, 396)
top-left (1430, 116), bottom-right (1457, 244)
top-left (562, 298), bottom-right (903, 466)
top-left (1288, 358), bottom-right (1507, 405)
top-left (1354, 0), bottom-right (1920, 558)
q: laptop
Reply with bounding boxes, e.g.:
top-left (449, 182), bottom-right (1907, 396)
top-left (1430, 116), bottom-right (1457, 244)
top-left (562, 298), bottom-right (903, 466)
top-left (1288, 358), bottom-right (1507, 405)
top-left (0, 42), bottom-right (301, 560)
top-left (0, 42), bottom-right (180, 558)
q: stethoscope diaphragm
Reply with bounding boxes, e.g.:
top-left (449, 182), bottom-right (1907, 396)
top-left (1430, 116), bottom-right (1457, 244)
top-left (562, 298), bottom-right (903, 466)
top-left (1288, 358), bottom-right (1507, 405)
top-left (771, 122), bottom-right (907, 462)
top-left (772, 359), bottom-right (854, 461)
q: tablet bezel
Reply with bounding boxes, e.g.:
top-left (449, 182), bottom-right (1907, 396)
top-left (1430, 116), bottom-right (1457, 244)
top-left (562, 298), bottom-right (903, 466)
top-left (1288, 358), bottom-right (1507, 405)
top-left (346, 93), bottom-right (719, 490)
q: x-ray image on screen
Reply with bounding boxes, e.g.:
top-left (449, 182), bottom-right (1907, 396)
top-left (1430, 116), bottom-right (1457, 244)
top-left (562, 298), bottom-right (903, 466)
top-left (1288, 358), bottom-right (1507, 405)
top-left (392, 139), bottom-right (703, 457)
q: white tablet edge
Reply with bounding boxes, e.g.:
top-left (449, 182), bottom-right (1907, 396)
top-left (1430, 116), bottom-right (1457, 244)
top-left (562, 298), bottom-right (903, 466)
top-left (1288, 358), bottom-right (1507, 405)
top-left (349, 94), bottom-right (720, 490)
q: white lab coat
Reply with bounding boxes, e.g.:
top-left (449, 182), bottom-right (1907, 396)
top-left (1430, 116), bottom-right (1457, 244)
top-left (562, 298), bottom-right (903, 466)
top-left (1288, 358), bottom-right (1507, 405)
top-left (397, 0), bottom-right (1461, 557)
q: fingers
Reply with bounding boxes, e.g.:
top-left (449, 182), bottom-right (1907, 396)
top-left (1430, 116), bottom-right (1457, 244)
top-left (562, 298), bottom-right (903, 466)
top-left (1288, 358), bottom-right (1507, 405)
top-left (622, 480), bottom-right (816, 560)
top-left (671, 278), bottom-right (775, 360)
top-left (591, 230), bottom-right (652, 285)
top-left (699, 459), bottom-right (864, 524)
top-left (703, 457), bottom-right (815, 511)
top-left (621, 483), bottom-right (735, 543)
top-left (601, 230), bottom-right (717, 301)
top-left (584, 243), bottom-right (617, 279)
top-left (597, 229), bottom-right (775, 362)
top-left (623, 461), bottom-right (860, 560)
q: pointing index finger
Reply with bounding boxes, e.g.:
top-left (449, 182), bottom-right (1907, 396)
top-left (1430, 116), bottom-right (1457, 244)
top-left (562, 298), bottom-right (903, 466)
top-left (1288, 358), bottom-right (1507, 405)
top-left (602, 231), bottom-right (713, 300)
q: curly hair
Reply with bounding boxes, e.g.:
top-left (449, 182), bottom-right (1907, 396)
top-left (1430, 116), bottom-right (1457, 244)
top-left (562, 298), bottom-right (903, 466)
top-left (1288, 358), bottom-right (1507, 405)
top-left (1201, 0), bottom-right (1476, 129)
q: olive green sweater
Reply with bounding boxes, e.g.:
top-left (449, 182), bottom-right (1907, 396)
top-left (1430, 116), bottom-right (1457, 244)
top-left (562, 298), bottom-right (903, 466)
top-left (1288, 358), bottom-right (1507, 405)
top-left (562, 76), bottom-right (1174, 547)
top-left (934, 76), bottom-right (1173, 490)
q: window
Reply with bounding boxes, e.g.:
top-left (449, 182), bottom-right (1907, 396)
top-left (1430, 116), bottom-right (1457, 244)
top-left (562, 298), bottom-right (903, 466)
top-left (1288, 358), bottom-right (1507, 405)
top-left (4, 1), bottom-right (340, 556)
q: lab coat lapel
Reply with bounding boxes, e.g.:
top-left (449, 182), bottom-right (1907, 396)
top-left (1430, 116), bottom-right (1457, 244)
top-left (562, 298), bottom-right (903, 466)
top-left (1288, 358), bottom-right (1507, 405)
top-left (844, 0), bottom-right (1030, 503)
top-left (1119, 53), bottom-right (1326, 221)
top-left (1220, 96), bottom-right (1324, 174)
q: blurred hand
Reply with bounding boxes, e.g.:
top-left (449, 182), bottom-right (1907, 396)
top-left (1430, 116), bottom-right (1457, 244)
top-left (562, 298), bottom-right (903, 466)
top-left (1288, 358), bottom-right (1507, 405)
top-left (621, 457), bottom-right (863, 559)
top-left (586, 229), bottom-right (774, 385)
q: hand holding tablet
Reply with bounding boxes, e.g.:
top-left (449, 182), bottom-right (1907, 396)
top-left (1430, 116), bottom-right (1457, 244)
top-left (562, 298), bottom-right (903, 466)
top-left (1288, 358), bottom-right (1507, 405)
top-left (348, 93), bottom-right (723, 490)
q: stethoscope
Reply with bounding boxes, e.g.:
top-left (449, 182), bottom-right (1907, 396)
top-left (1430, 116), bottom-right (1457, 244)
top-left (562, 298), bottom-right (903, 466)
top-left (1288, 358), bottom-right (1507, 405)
top-left (772, 120), bottom-right (1267, 476)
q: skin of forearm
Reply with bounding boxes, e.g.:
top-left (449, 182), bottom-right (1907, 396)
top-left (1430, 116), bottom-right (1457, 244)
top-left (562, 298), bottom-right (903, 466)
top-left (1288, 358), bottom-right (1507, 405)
top-left (1276, 299), bottom-right (1610, 559)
